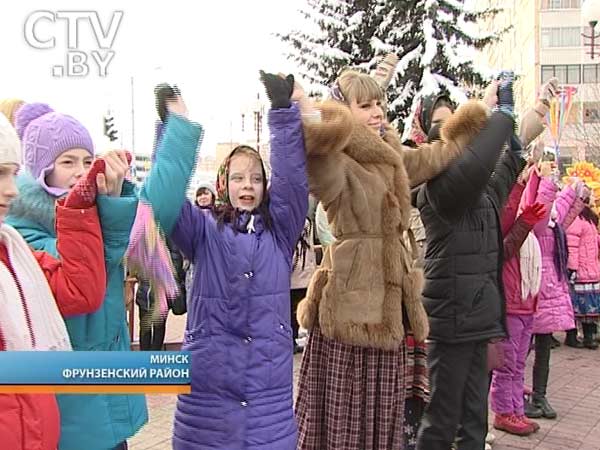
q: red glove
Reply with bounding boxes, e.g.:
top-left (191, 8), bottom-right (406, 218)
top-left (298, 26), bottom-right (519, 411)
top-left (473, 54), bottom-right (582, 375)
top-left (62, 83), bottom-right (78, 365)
top-left (520, 202), bottom-right (546, 226)
top-left (63, 159), bottom-right (106, 208)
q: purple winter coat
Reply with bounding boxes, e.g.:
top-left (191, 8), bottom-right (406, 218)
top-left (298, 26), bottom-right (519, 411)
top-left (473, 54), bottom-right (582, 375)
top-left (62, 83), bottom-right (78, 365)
top-left (142, 106), bottom-right (308, 449)
top-left (532, 185), bottom-right (581, 334)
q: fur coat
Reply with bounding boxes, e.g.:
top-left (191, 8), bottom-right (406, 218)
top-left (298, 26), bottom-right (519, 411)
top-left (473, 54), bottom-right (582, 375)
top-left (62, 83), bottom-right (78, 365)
top-left (297, 100), bottom-right (491, 349)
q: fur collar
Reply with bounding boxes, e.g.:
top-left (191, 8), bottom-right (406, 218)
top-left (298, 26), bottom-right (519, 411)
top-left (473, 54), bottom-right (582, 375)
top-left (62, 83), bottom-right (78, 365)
top-left (8, 173), bottom-right (57, 235)
top-left (344, 123), bottom-right (403, 168)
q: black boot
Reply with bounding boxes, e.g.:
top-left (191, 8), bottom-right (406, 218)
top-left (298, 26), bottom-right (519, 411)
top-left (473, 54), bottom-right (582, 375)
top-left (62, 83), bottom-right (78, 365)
top-left (524, 396), bottom-right (543, 418)
top-left (532, 396), bottom-right (557, 419)
top-left (532, 334), bottom-right (557, 419)
top-left (564, 329), bottom-right (583, 348)
top-left (583, 323), bottom-right (599, 350)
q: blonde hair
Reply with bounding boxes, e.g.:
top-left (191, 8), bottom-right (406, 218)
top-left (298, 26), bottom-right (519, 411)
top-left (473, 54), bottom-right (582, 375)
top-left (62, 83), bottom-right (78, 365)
top-left (336, 70), bottom-right (384, 105)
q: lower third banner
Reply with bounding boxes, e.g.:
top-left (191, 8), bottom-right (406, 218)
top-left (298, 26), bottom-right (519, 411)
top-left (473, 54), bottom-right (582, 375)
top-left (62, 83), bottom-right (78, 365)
top-left (0, 351), bottom-right (191, 393)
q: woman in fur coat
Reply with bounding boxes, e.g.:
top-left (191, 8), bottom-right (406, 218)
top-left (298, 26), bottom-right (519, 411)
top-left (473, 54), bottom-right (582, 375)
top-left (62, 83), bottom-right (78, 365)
top-left (294, 69), bottom-right (509, 450)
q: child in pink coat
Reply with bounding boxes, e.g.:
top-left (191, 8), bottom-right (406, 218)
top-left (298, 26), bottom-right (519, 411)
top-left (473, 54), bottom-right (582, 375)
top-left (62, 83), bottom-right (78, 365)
top-left (491, 167), bottom-right (553, 436)
top-left (565, 196), bottom-right (600, 349)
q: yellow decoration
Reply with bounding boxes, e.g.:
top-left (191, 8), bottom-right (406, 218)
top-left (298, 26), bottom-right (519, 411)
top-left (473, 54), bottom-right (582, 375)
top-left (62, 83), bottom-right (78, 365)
top-left (563, 161), bottom-right (600, 213)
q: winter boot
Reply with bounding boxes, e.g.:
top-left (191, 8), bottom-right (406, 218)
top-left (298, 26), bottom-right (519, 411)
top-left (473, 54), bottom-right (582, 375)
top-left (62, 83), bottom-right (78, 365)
top-left (524, 397), bottom-right (543, 418)
top-left (532, 396), bottom-right (557, 419)
top-left (564, 329), bottom-right (583, 348)
top-left (583, 323), bottom-right (599, 350)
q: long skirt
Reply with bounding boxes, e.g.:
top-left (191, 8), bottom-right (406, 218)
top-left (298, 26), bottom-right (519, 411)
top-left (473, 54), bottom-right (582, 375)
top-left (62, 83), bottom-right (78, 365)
top-left (295, 325), bottom-right (407, 450)
top-left (571, 281), bottom-right (600, 322)
top-left (403, 334), bottom-right (429, 450)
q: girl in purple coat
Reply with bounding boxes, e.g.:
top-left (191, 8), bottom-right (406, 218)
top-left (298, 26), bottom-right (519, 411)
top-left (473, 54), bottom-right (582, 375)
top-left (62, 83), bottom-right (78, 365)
top-left (141, 72), bottom-right (308, 450)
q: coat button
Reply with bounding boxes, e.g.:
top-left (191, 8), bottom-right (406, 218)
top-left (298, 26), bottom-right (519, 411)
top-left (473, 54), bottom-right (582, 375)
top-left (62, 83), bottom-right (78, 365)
top-left (244, 337), bottom-right (252, 343)
top-left (241, 400), bottom-right (248, 407)
top-left (244, 271), bottom-right (254, 279)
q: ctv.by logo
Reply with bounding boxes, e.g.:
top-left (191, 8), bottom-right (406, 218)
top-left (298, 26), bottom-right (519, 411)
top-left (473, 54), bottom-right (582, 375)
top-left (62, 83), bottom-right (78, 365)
top-left (24, 11), bottom-right (123, 78)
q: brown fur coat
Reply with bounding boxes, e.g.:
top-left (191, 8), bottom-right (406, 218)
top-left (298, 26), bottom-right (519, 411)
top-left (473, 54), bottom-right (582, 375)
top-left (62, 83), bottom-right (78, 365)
top-left (297, 99), bottom-right (491, 349)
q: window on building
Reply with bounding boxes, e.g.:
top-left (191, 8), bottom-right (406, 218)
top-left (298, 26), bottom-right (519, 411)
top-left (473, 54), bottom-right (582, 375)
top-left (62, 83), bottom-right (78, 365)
top-left (567, 65), bottom-right (581, 84)
top-left (542, 66), bottom-right (555, 83)
top-left (541, 27), bottom-right (581, 48)
top-left (584, 103), bottom-right (600, 123)
top-left (555, 66), bottom-right (567, 83)
top-left (541, 65), bottom-right (582, 84)
top-left (541, 0), bottom-right (581, 8)
top-left (583, 64), bottom-right (599, 83)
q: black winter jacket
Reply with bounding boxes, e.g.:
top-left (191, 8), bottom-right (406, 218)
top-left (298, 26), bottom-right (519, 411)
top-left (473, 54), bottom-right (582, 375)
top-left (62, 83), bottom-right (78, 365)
top-left (416, 111), bottom-right (526, 343)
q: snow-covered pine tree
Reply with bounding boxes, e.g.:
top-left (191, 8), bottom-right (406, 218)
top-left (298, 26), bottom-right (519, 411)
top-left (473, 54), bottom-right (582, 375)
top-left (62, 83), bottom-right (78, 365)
top-left (278, 0), bottom-right (505, 132)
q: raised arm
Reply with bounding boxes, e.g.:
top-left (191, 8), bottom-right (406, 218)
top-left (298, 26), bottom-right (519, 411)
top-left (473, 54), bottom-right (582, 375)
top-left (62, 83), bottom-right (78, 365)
top-left (487, 145), bottom-right (527, 210)
top-left (140, 104), bottom-right (205, 260)
top-left (532, 174), bottom-right (558, 236)
top-left (302, 101), bottom-right (352, 205)
top-left (555, 185), bottom-right (578, 226)
top-left (36, 202), bottom-right (106, 316)
top-left (501, 182), bottom-right (526, 236)
top-left (504, 203), bottom-right (545, 259)
top-left (267, 104), bottom-right (309, 253)
top-left (396, 100), bottom-right (491, 187)
top-left (424, 110), bottom-right (514, 221)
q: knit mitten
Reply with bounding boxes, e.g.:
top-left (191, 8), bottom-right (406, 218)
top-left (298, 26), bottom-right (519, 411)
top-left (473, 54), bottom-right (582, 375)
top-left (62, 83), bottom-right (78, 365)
top-left (373, 53), bottom-right (399, 89)
top-left (259, 71), bottom-right (294, 109)
top-left (63, 159), bottom-right (106, 208)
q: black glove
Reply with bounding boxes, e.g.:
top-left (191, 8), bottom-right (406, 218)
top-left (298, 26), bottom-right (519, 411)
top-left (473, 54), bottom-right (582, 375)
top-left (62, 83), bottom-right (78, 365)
top-left (259, 71), bottom-right (294, 109)
top-left (497, 72), bottom-right (515, 117)
top-left (154, 83), bottom-right (181, 123)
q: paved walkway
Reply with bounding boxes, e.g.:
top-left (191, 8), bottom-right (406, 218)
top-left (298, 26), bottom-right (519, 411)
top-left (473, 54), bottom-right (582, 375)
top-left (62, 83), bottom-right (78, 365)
top-left (128, 325), bottom-right (600, 450)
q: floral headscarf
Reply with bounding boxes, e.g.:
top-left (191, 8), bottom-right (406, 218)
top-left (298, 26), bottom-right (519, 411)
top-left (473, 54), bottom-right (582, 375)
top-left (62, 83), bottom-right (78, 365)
top-left (215, 145), bottom-right (268, 207)
top-left (407, 100), bottom-right (427, 146)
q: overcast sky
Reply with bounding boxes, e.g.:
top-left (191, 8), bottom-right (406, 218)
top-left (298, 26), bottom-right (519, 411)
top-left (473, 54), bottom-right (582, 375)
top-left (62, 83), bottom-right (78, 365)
top-left (0, 0), bottom-right (305, 156)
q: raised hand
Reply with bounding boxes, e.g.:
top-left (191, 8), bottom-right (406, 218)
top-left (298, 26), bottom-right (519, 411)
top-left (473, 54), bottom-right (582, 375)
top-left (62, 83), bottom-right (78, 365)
top-left (96, 150), bottom-right (132, 197)
top-left (166, 95), bottom-right (188, 118)
top-left (155, 83), bottom-right (181, 122)
top-left (63, 159), bottom-right (106, 208)
top-left (539, 77), bottom-right (559, 105)
top-left (259, 70), bottom-right (294, 109)
top-left (520, 202), bottom-right (546, 226)
top-left (497, 71), bottom-right (515, 116)
top-left (482, 80), bottom-right (499, 109)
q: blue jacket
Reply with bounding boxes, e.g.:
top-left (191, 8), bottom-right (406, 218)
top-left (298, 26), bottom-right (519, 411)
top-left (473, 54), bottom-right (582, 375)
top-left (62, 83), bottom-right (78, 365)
top-left (6, 175), bottom-right (148, 450)
top-left (141, 107), bottom-right (308, 449)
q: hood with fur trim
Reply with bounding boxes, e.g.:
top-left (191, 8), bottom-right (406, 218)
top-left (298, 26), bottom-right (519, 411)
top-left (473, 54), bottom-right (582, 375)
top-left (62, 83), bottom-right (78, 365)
top-left (8, 173), bottom-right (57, 235)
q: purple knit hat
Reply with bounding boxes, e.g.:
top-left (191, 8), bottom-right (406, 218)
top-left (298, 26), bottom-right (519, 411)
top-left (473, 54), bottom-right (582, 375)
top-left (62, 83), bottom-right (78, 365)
top-left (16, 103), bottom-right (95, 196)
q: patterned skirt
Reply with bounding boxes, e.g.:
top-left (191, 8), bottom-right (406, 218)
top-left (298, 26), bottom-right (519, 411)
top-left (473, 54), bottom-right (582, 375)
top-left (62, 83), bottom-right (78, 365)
top-left (295, 325), bottom-right (407, 450)
top-left (571, 282), bottom-right (600, 321)
top-left (403, 334), bottom-right (429, 450)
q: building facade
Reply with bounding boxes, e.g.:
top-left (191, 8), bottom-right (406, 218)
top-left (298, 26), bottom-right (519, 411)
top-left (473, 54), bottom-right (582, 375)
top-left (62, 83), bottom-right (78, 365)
top-left (477, 0), bottom-right (600, 166)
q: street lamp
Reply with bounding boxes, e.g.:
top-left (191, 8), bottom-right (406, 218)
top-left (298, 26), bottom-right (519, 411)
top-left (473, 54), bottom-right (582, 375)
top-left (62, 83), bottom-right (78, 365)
top-left (582, 0), bottom-right (600, 59)
top-left (253, 93), bottom-right (264, 154)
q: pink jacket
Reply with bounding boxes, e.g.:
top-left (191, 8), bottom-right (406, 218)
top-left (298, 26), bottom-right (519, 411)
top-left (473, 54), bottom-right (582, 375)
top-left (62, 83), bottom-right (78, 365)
top-left (502, 173), bottom-right (556, 315)
top-left (532, 185), bottom-right (583, 334)
top-left (567, 216), bottom-right (600, 283)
